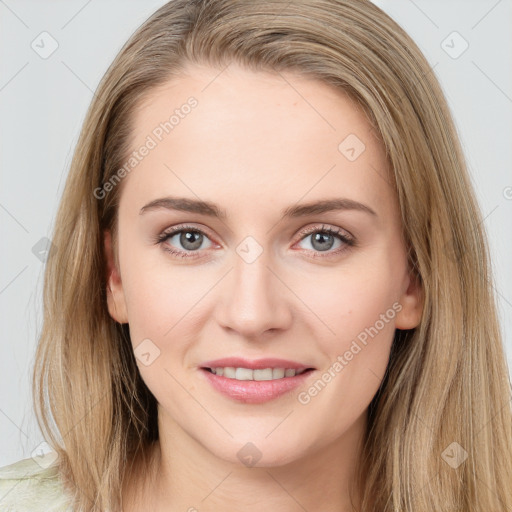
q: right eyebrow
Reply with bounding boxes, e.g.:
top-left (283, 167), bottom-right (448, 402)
top-left (140, 196), bottom-right (227, 218)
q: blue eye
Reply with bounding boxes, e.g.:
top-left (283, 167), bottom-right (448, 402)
top-left (155, 223), bottom-right (355, 259)
top-left (156, 225), bottom-right (213, 259)
top-left (294, 224), bottom-right (355, 257)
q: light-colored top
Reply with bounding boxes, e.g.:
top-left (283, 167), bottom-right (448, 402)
top-left (0, 457), bottom-right (73, 512)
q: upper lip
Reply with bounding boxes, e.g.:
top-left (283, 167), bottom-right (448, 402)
top-left (201, 357), bottom-right (315, 371)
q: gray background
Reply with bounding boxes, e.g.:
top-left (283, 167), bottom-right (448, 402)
top-left (1, 0), bottom-right (511, 467)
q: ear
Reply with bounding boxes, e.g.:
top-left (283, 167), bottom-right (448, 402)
top-left (395, 268), bottom-right (423, 330)
top-left (104, 229), bottom-right (129, 324)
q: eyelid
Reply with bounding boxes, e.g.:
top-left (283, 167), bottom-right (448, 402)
top-left (156, 223), bottom-right (220, 248)
top-left (294, 223), bottom-right (354, 243)
top-left (156, 222), bottom-right (355, 258)
top-left (291, 223), bottom-right (356, 258)
top-left (158, 222), bottom-right (353, 243)
top-left (159, 222), bottom-right (217, 238)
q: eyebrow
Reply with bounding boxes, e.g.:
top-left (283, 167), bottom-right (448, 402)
top-left (139, 196), bottom-right (377, 219)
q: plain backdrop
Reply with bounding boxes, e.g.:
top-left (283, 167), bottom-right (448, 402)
top-left (0, 0), bottom-right (511, 467)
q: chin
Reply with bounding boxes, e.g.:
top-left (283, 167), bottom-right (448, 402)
top-left (204, 435), bottom-right (308, 469)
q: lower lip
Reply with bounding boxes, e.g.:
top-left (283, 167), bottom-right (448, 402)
top-left (201, 368), bottom-right (314, 404)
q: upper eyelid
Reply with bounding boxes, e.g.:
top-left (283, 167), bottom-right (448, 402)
top-left (161, 223), bottom-right (218, 244)
top-left (300, 223), bottom-right (352, 238)
top-left (160, 223), bottom-right (353, 246)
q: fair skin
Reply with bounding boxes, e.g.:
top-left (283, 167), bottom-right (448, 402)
top-left (104, 63), bottom-right (423, 511)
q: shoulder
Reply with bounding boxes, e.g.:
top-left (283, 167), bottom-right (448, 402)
top-left (0, 457), bottom-right (73, 512)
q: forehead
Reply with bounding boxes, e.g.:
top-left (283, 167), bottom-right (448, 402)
top-left (121, 63), bottom-right (394, 220)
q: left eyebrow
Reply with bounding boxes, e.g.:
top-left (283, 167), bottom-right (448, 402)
top-left (282, 198), bottom-right (377, 218)
top-left (139, 196), bottom-right (377, 219)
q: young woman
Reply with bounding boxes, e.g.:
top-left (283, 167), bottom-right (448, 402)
top-left (1, 0), bottom-right (511, 511)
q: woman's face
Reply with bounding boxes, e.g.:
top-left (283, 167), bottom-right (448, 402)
top-left (105, 63), bottom-right (423, 466)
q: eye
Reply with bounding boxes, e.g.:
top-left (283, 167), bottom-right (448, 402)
top-left (294, 224), bottom-right (355, 257)
top-left (155, 224), bottom-right (214, 259)
top-left (155, 223), bottom-right (356, 260)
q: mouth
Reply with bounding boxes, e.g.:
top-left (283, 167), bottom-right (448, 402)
top-left (201, 366), bottom-right (314, 380)
top-left (199, 358), bottom-right (316, 403)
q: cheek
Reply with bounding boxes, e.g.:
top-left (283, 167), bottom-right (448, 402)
top-left (296, 271), bottom-right (397, 436)
top-left (293, 258), bottom-right (401, 342)
top-left (120, 252), bottom-right (220, 373)
top-left (294, 259), bottom-right (399, 405)
top-left (124, 272), bottom-right (194, 345)
top-left (119, 258), bottom-right (201, 397)
top-left (118, 237), bottom-right (186, 342)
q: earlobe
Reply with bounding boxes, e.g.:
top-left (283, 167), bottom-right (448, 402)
top-left (395, 270), bottom-right (423, 330)
top-left (104, 230), bottom-right (129, 324)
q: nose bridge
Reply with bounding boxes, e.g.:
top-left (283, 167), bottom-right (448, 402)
top-left (216, 236), bottom-right (291, 337)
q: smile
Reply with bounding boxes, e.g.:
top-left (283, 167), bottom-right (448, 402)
top-left (199, 358), bottom-right (316, 403)
top-left (204, 367), bottom-right (311, 380)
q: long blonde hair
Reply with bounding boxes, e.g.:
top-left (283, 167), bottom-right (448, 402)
top-left (33, 0), bottom-right (512, 510)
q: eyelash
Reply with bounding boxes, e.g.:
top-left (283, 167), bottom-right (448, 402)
top-left (154, 223), bottom-right (356, 260)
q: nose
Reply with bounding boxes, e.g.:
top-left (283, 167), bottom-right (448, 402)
top-left (214, 246), bottom-right (293, 339)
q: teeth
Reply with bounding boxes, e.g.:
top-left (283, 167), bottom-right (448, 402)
top-left (272, 368), bottom-right (285, 379)
top-left (254, 368), bottom-right (273, 381)
top-left (223, 367), bottom-right (236, 378)
top-left (235, 368), bottom-right (253, 380)
top-left (210, 367), bottom-right (308, 380)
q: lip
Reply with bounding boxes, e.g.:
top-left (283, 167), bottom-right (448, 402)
top-left (199, 357), bottom-right (315, 404)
